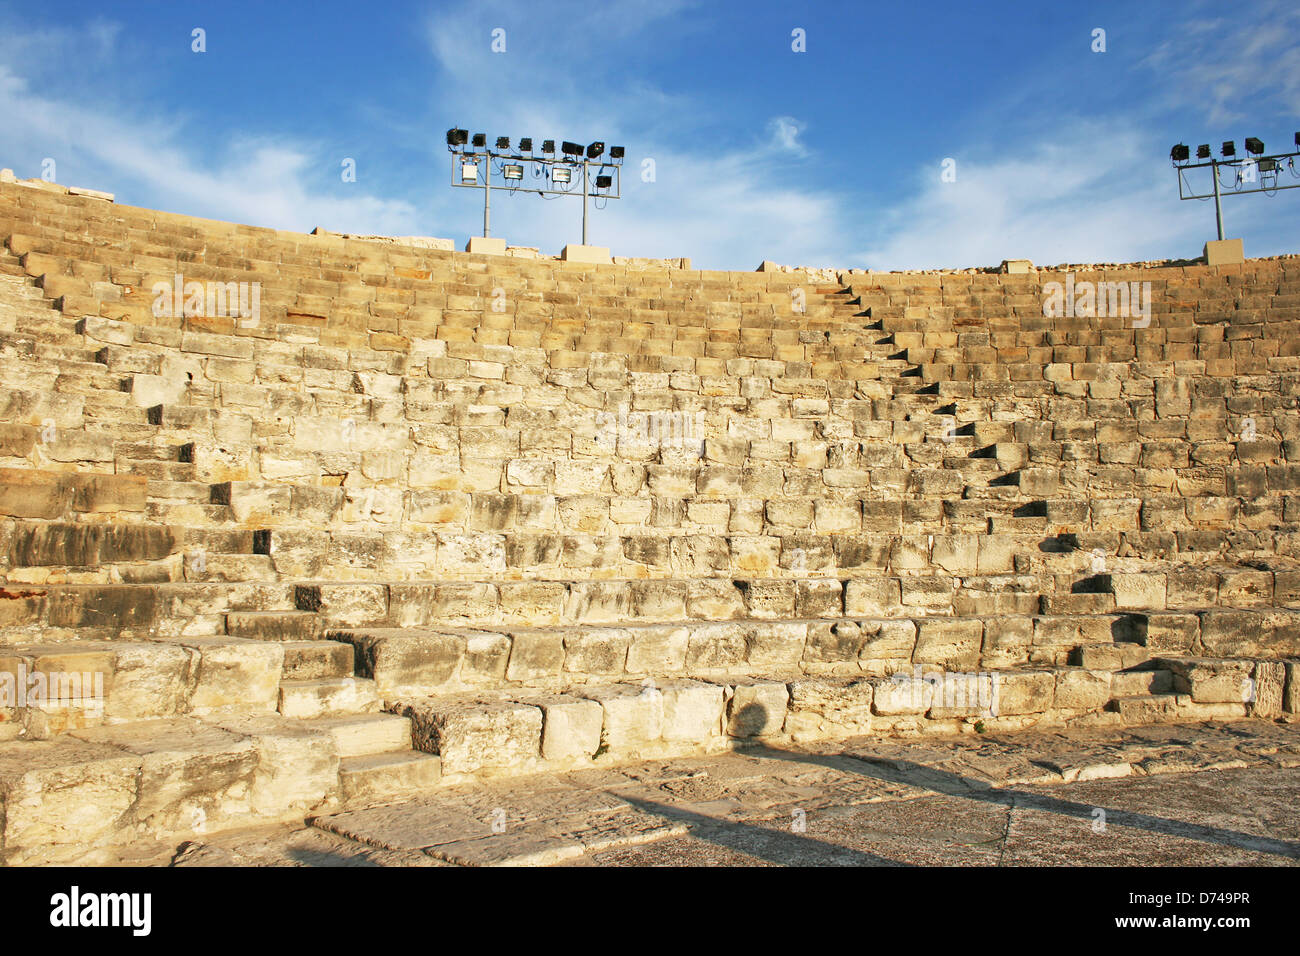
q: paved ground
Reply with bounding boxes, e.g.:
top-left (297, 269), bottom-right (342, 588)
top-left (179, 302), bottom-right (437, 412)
top-left (168, 720), bottom-right (1300, 867)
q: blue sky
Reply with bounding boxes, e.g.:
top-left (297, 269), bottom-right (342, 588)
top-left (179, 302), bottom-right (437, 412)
top-left (1, 0), bottom-right (1296, 270)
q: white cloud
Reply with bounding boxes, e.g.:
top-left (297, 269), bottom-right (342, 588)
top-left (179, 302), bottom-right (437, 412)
top-left (856, 122), bottom-right (1224, 270)
top-left (768, 117), bottom-right (803, 152)
top-left (1138, 3), bottom-right (1300, 124)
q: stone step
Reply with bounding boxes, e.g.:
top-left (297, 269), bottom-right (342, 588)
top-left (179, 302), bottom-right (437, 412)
top-left (278, 676), bottom-right (381, 719)
top-left (303, 712), bottom-right (413, 757)
top-left (281, 640), bottom-right (353, 680)
top-left (338, 750), bottom-right (442, 808)
top-left (226, 610), bottom-right (320, 641)
top-left (382, 663), bottom-right (1174, 779)
top-left (0, 713), bottom-right (340, 864)
top-left (1109, 669), bottom-right (1174, 696)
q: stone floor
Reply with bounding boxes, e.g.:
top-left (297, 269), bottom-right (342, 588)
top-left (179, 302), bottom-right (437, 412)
top-left (160, 720), bottom-right (1300, 867)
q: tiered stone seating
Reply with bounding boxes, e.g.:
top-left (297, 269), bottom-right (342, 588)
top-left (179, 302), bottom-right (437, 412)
top-left (0, 177), bottom-right (1296, 863)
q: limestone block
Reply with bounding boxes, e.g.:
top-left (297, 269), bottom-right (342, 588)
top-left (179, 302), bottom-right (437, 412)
top-left (72, 718), bottom-right (259, 837)
top-left (0, 738), bottom-right (142, 865)
top-left (685, 623), bottom-right (749, 671)
top-left (746, 621), bottom-right (808, 669)
top-left (1109, 573), bottom-right (1167, 610)
top-left (1284, 662), bottom-right (1300, 714)
top-left (659, 679), bottom-right (725, 741)
top-left (990, 671), bottom-right (1055, 716)
top-left (900, 576), bottom-right (954, 609)
top-left (726, 680), bottom-right (790, 737)
top-left (513, 693), bottom-right (603, 761)
top-left (979, 616), bottom-right (1034, 668)
top-left (631, 579), bottom-right (687, 620)
top-left (1249, 660), bottom-right (1285, 718)
top-left (802, 620), bottom-right (865, 665)
top-left (686, 579), bottom-right (746, 619)
top-left (562, 627), bottom-right (631, 676)
top-left (498, 581), bottom-right (565, 625)
top-left (296, 583), bottom-right (388, 626)
top-left (505, 629), bottom-right (566, 681)
top-left (580, 683), bottom-right (665, 749)
top-left (871, 673), bottom-right (931, 715)
top-left (349, 629), bottom-right (462, 696)
top-left (1138, 613), bottom-right (1198, 654)
top-left (845, 578), bottom-right (900, 616)
top-left (796, 579), bottom-right (843, 617)
top-left (208, 713), bottom-right (339, 818)
top-left (1053, 668), bottom-right (1112, 711)
top-left (913, 619), bottom-right (983, 669)
top-left (459, 632), bottom-right (511, 685)
top-left (104, 642), bottom-right (195, 721)
top-left (395, 697), bottom-right (542, 774)
top-left (785, 678), bottom-right (873, 740)
top-left (1164, 657), bottom-right (1254, 703)
top-left (624, 625), bottom-right (690, 675)
top-left (1200, 610), bottom-right (1292, 657)
top-left (183, 638), bottom-right (284, 714)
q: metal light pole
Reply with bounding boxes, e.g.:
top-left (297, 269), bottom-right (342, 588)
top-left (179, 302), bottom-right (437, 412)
top-left (483, 157), bottom-right (491, 238)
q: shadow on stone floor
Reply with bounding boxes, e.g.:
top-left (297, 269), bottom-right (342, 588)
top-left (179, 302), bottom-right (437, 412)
top-left (727, 707), bottom-right (1300, 862)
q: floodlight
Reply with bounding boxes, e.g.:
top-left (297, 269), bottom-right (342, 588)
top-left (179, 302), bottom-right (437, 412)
top-left (541, 140), bottom-right (555, 154)
top-left (551, 167), bottom-right (571, 184)
top-left (1196, 144), bottom-right (1211, 159)
top-left (461, 162), bottom-right (478, 183)
top-left (519, 137), bottom-right (533, 152)
top-left (471, 133), bottom-right (487, 148)
top-left (1221, 140), bottom-right (1235, 157)
top-left (1295, 132), bottom-right (1299, 147)
top-left (496, 136), bottom-right (511, 150)
top-left (1259, 158), bottom-right (1278, 173)
top-left (1171, 143), bottom-right (1189, 162)
top-left (502, 164), bottom-right (524, 181)
top-left (586, 141), bottom-right (605, 159)
top-left (610, 146), bottom-right (625, 160)
top-left (446, 128), bottom-right (468, 147)
top-left (562, 141), bottom-right (583, 157)
top-left (595, 174), bottom-right (612, 188)
top-left (1245, 137), bottom-right (1265, 155)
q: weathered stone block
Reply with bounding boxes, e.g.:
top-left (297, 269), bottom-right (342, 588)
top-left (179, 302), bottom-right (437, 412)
top-left (726, 680), bottom-right (789, 737)
top-left (785, 678), bottom-right (873, 740)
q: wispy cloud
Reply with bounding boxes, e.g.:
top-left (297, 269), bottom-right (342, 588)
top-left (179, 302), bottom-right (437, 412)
top-left (1137, 2), bottom-right (1300, 124)
top-left (856, 121), bottom-right (1216, 270)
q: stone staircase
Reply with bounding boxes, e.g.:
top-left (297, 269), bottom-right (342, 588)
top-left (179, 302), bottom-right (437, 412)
top-left (0, 176), bottom-right (1296, 863)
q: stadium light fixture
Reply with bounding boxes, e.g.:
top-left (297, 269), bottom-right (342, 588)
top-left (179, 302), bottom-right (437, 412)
top-left (447, 129), bottom-right (623, 244)
top-left (1170, 131), bottom-right (1300, 242)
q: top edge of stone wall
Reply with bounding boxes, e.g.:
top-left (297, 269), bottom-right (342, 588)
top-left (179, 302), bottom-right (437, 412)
top-left (3, 178), bottom-right (1296, 280)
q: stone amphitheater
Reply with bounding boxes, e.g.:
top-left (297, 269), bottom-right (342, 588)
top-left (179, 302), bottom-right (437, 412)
top-left (1, 172), bottom-right (1297, 866)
